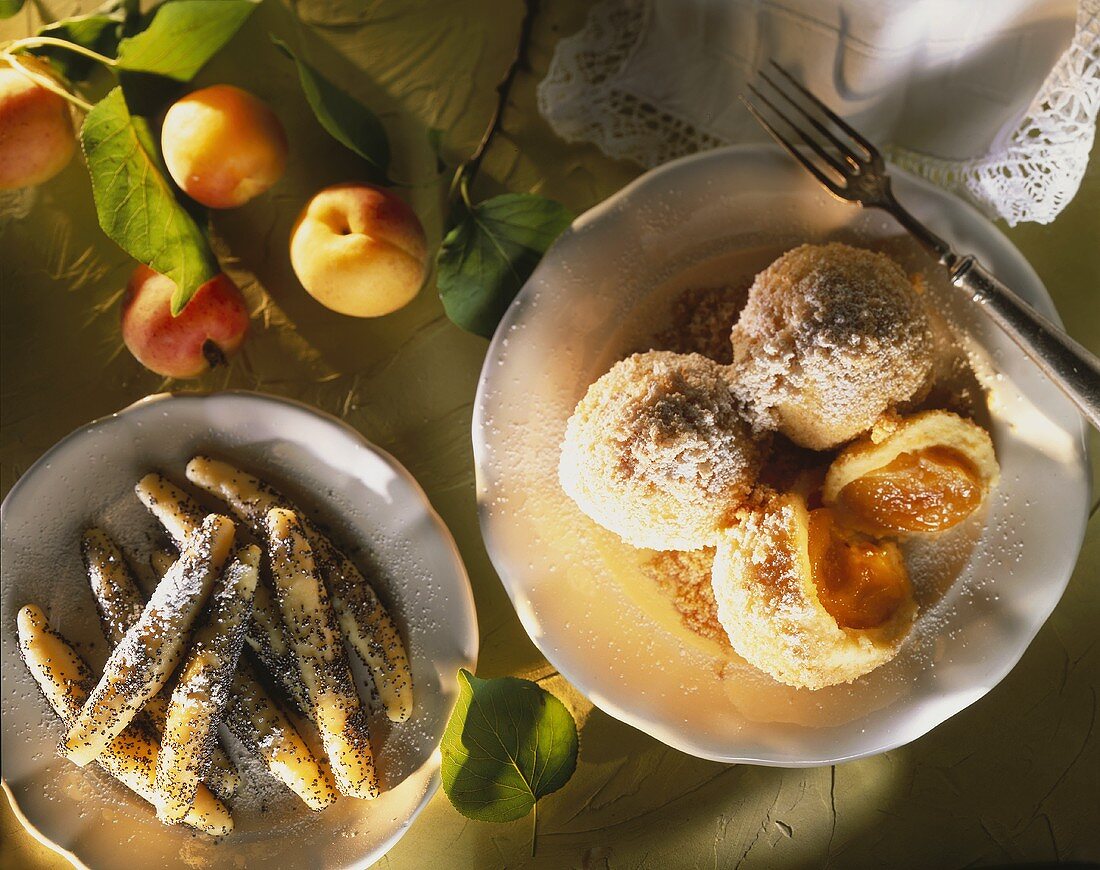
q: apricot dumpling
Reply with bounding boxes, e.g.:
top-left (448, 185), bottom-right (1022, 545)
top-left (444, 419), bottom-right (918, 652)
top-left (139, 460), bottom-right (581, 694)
top-left (560, 351), bottom-right (765, 551)
top-left (731, 243), bottom-right (934, 450)
top-left (711, 489), bottom-right (916, 689)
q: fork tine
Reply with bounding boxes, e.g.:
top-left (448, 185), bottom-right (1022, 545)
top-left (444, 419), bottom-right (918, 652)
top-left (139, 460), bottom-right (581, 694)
top-left (767, 61), bottom-right (880, 161)
top-left (757, 68), bottom-right (863, 168)
top-left (744, 84), bottom-right (849, 179)
top-left (739, 94), bottom-right (846, 198)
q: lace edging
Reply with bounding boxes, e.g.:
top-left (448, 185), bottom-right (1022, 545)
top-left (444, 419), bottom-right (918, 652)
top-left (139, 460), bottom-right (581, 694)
top-left (538, 0), bottom-right (1100, 225)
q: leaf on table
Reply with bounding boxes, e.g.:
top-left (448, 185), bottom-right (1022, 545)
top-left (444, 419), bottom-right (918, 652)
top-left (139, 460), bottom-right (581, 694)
top-left (81, 87), bottom-right (218, 314)
top-left (440, 668), bottom-right (578, 823)
top-left (272, 37), bottom-right (391, 184)
top-left (115, 0), bottom-right (257, 82)
top-left (0, 0), bottom-right (25, 19)
top-left (437, 193), bottom-right (572, 339)
top-left (31, 0), bottom-right (137, 82)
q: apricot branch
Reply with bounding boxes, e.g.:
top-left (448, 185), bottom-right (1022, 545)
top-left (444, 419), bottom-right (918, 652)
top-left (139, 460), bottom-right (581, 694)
top-left (1, 36), bottom-right (119, 68)
top-left (449, 0), bottom-right (539, 210)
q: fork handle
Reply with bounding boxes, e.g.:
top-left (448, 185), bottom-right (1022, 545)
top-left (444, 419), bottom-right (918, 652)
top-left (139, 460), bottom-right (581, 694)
top-left (949, 255), bottom-right (1100, 431)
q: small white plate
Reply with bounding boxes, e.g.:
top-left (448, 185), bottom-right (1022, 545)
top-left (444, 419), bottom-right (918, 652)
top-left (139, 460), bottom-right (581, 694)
top-left (1, 390), bottom-right (478, 869)
top-left (473, 145), bottom-right (1090, 765)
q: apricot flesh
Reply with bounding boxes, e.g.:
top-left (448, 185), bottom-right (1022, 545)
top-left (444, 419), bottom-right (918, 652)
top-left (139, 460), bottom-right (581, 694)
top-left (121, 265), bottom-right (250, 379)
top-left (836, 446), bottom-right (983, 534)
top-left (0, 57), bottom-right (75, 190)
top-left (161, 84), bottom-right (287, 209)
top-left (289, 183), bottom-right (428, 317)
top-left (807, 508), bottom-right (910, 630)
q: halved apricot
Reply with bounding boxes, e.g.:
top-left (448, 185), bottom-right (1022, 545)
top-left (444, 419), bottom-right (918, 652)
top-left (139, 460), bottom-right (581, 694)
top-left (823, 410), bottom-right (999, 536)
top-left (711, 489), bottom-right (917, 690)
top-left (834, 446), bottom-right (984, 534)
top-left (807, 507), bottom-right (910, 629)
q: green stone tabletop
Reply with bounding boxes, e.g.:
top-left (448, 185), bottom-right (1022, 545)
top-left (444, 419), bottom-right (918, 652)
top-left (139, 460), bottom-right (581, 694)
top-left (2, 2), bottom-right (1097, 867)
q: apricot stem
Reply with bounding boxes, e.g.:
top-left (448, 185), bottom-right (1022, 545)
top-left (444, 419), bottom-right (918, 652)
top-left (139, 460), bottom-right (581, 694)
top-left (468, 0), bottom-right (538, 178)
top-left (0, 51), bottom-right (93, 112)
top-left (2, 36), bottom-right (119, 68)
top-left (530, 799), bottom-right (538, 858)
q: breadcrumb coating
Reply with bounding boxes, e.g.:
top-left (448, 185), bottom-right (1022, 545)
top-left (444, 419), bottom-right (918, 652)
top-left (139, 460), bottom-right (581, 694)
top-left (731, 243), bottom-right (934, 450)
top-left (560, 351), bottom-right (765, 551)
top-left (642, 548), bottom-right (729, 644)
top-left (651, 285), bottom-right (749, 363)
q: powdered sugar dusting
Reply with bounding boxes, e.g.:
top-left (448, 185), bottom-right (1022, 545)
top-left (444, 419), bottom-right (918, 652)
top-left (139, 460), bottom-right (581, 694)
top-left (731, 243), bottom-right (934, 450)
top-left (559, 351), bottom-right (765, 550)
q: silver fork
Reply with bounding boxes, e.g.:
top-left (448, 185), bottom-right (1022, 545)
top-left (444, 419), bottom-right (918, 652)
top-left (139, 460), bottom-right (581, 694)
top-left (741, 61), bottom-right (1100, 431)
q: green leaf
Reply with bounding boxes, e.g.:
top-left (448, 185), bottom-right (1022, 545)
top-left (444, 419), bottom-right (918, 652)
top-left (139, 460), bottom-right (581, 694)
top-left (437, 193), bottom-right (572, 338)
top-left (116, 0), bottom-right (257, 82)
top-left (273, 37), bottom-right (391, 184)
top-left (0, 0), bottom-right (25, 19)
top-left (440, 669), bottom-right (578, 823)
top-left (81, 87), bottom-right (218, 313)
top-left (32, 0), bottom-right (135, 81)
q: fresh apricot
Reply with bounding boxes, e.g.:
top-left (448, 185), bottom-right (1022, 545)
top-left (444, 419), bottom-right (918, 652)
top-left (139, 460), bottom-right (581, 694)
top-left (0, 56), bottom-right (76, 190)
top-left (121, 265), bottom-right (250, 378)
top-left (289, 183), bottom-right (428, 317)
top-left (160, 84), bottom-right (287, 209)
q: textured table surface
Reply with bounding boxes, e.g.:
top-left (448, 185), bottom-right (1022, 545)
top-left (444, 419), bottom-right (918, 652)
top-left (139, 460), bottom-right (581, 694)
top-left (2, 2), bottom-right (1098, 868)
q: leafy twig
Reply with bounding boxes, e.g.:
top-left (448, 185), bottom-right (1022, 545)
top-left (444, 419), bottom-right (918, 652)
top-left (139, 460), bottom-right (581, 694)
top-left (448, 0), bottom-right (539, 211)
top-left (2, 34), bottom-right (122, 113)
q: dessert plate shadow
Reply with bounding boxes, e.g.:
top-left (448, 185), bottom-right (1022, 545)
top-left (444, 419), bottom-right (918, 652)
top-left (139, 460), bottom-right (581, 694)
top-left (472, 144), bottom-right (1089, 765)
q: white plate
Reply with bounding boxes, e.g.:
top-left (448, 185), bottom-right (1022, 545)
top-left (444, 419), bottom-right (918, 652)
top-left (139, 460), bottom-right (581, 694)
top-left (473, 145), bottom-right (1090, 765)
top-left (1, 391), bottom-right (478, 868)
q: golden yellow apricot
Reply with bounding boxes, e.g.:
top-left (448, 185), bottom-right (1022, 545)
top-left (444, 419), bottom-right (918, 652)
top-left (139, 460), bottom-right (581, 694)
top-left (0, 56), bottom-right (75, 190)
top-left (161, 84), bottom-right (287, 209)
top-left (834, 447), bottom-right (984, 534)
top-left (289, 183), bottom-right (428, 317)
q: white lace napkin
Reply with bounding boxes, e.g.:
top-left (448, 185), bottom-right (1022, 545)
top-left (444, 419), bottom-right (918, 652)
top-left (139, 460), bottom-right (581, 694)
top-left (538, 0), bottom-right (1100, 225)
